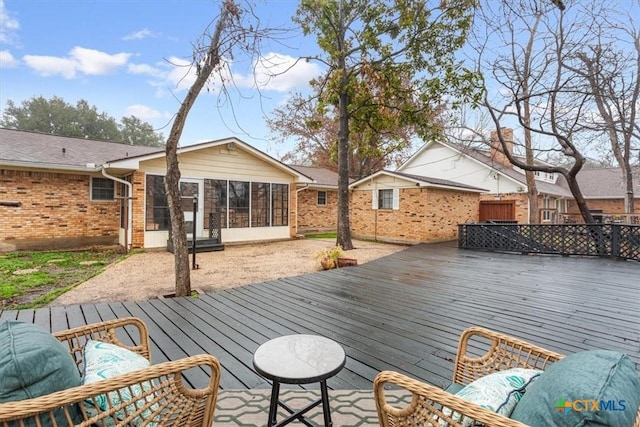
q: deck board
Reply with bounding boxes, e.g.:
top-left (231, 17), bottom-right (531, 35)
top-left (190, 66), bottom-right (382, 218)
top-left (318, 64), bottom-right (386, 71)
top-left (2, 242), bottom-right (638, 391)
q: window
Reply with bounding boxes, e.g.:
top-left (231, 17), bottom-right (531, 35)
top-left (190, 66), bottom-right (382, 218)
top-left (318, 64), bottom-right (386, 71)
top-left (542, 197), bottom-right (551, 221)
top-left (251, 182), bottom-right (270, 227)
top-left (91, 177), bottom-right (114, 201)
top-left (229, 181), bottom-right (250, 228)
top-left (204, 179), bottom-right (227, 229)
top-left (317, 190), bottom-right (327, 206)
top-left (272, 184), bottom-right (289, 226)
top-left (145, 175), bottom-right (170, 231)
top-left (378, 189), bottom-right (394, 209)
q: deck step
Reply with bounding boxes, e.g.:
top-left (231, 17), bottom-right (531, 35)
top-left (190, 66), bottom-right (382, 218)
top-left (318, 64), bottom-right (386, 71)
top-left (166, 238), bottom-right (224, 253)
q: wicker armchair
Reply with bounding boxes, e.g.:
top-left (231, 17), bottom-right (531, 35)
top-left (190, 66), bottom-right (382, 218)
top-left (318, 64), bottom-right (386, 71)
top-left (0, 317), bottom-right (221, 427)
top-left (375, 326), bottom-right (640, 427)
top-left (374, 326), bottom-right (564, 427)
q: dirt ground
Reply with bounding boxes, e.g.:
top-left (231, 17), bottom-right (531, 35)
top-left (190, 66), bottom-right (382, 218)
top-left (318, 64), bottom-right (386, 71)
top-left (50, 239), bottom-right (407, 306)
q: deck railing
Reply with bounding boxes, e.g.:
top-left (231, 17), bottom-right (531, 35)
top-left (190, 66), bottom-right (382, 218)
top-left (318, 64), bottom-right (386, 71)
top-left (458, 223), bottom-right (640, 262)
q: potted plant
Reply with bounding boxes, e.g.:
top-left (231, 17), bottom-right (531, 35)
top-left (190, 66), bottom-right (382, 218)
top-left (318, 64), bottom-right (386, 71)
top-left (314, 245), bottom-right (345, 270)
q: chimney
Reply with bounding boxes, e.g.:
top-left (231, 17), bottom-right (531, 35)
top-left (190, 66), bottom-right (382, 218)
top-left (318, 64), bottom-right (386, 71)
top-left (489, 128), bottom-right (514, 168)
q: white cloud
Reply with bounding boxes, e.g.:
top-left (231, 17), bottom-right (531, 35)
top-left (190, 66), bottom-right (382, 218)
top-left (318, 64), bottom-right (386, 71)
top-left (125, 104), bottom-right (167, 121)
top-left (164, 56), bottom-right (198, 91)
top-left (253, 53), bottom-right (322, 92)
top-left (70, 47), bottom-right (131, 75)
top-left (22, 47), bottom-right (131, 79)
top-left (0, 0), bottom-right (19, 45)
top-left (23, 54), bottom-right (77, 78)
top-left (0, 49), bottom-right (17, 67)
top-left (122, 28), bottom-right (159, 41)
top-left (232, 53), bottom-right (322, 92)
top-left (131, 52), bottom-right (321, 99)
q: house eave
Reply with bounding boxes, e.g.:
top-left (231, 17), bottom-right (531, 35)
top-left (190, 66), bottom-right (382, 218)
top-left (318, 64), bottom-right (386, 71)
top-left (0, 160), bottom-right (101, 174)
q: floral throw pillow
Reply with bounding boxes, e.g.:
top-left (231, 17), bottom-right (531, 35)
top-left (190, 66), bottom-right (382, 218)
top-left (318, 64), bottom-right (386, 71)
top-left (82, 340), bottom-right (157, 424)
top-left (441, 368), bottom-right (542, 426)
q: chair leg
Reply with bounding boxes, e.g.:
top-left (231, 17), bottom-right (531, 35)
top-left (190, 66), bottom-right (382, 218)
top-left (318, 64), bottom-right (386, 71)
top-left (320, 379), bottom-right (332, 427)
top-left (268, 381), bottom-right (281, 426)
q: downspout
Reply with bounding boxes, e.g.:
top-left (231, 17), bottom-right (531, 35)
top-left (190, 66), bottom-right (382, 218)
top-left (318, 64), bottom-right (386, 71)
top-left (101, 166), bottom-right (133, 252)
top-left (295, 184), bottom-right (309, 236)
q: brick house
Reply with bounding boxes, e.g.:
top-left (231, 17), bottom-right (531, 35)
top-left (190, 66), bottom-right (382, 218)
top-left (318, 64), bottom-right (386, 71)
top-left (289, 165), bottom-right (339, 234)
top-left (0, 128), bottom-right (314, 252)
top-left (349, 170), bottom-right (486, 244)
top-left (397, 128), bottom-right (640, 224)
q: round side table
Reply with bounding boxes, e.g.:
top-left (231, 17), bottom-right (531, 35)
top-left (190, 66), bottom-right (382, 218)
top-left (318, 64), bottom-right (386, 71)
top-left (253, 334), bottom-right (346, 427)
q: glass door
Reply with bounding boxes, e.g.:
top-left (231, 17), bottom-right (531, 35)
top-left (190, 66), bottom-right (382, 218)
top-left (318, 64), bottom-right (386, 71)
top-left (179, 179), bottom-right (203, 239)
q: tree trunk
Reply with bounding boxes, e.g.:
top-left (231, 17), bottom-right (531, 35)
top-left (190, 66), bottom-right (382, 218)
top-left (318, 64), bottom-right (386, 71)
top-left (335, 0), bottom-right (353, 251)
top-left (165, 2), bottom-right (234, 296)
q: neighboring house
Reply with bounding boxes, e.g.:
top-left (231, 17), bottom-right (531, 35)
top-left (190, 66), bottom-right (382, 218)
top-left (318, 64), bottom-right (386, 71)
top-left (289, 165), bottom-right (339, 234)
top-left (0, 128), bottom-right (313, 251)
top-left (349, 170), bottom-right (487, 244)
top-left (397, 128), bottom-right (640, 224)
top-left (569, 167), bottom-right (640, 223)
top-left (398, 128), bottom-right (565, 223)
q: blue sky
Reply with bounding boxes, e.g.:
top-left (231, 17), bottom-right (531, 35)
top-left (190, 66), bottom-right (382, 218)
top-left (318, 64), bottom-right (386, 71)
top-left (0, 0), bottom-right (322, 157)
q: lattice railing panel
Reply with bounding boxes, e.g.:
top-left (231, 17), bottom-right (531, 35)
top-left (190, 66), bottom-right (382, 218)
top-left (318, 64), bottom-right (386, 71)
top-left (458, 224), bottom-right (639, 262)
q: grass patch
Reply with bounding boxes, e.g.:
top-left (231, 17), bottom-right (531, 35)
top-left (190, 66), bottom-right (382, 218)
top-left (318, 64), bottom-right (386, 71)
top-left (306, 232), bottom-right (337, 239)
top-left (0, 249), bottom-right (125, 310)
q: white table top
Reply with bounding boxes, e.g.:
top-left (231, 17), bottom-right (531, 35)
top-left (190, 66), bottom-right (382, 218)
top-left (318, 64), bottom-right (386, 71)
top-left (253, 334), bottom-right (346, 384)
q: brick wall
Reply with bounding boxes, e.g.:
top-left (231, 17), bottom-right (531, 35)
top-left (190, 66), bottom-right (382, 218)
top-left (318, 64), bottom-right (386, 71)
top-left (351, 187), bottom-right (479, 244)
top-left (566, 198), bottom-right (640, 215)
top-left (0, 169), bottom-right (119, 244)
top-left (130, 171), bottom-right (146, 249)
top-left (297, 188), bottom-right (338, 232)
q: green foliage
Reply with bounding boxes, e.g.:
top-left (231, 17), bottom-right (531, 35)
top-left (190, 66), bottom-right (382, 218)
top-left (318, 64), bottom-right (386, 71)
top-left (0, 96), bottom-right (165, 147)
top-left (294, 0), bottom-right (483, 144)
top-left (0, 250), bottom-right (124, 310)
top-left (306, 232), bottom-right (338, 239)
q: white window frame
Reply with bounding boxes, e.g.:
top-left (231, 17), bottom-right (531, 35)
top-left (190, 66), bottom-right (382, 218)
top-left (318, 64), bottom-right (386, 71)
top-left (90, 177), bottom-right (115, 201)
top-left (372, 188), bottom-right (399, 210)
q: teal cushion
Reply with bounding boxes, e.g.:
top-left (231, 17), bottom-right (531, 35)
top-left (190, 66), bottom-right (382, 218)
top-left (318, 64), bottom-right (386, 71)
top-left (82, 340), bottom-right (157, 424)
top-left (442, 368), bottom-right (542, 426)
top-left (511, 350), bottom-right (640, 426)
top-left (0, 321), bottom-right (83, 424)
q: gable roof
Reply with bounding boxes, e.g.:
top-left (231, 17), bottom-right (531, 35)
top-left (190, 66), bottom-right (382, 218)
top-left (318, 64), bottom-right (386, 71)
top-left (104, 137), bottom-right (312, 182)
top-left (0, 128), bottom-right (159, 172)
top-left (350, 170), bottom-right (488, 193)
top-left (399, 139), bottom-right (574, 197)
top-left (0, 128), bottom-right (313, 183)
top-left (288, 165), bottom-right (340, 188)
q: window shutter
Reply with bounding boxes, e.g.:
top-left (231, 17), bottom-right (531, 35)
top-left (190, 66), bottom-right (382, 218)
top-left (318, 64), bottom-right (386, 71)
top-left (372, 190), bottom-right (378, 210)
top-left (392, 188), bottom-right (400, 210)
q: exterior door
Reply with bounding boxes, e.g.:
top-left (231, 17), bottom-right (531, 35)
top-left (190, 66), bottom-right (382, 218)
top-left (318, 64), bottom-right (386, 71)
top-left (179, 179), bottom-right (203, 238)
top-left (479, 200), bottom-right (515, 222)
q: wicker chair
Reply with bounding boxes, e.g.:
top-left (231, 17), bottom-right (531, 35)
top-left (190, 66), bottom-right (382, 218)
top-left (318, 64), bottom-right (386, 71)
top-left (374, 327), bottom-right (566, 426)
top-left (0, 317), bottom-right (221, 427)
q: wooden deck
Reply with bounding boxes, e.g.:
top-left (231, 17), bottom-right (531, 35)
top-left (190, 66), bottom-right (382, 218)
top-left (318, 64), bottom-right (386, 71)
top-left (1, 242), bottom-right (638, 392)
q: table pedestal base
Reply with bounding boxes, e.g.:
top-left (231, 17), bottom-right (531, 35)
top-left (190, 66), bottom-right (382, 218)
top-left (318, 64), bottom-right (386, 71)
top-left (267, 380), bottom-right (332, 427)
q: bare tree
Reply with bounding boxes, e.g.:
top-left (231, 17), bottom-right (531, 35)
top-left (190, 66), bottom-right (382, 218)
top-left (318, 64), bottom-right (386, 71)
top-left (166, 0), bottom-right (274, 296)
top-left (478, 0), bottom-right (612, 224)
top-left (564, 1), bottom-right (640, 214)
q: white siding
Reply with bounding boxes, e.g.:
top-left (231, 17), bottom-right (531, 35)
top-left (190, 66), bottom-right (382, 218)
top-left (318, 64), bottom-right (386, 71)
top-left (140, 146), bottom-right (292, 183)
top-left (140, 144), bottom-right (295, 248)
top-left (400, 143), bottom-right (522, 194)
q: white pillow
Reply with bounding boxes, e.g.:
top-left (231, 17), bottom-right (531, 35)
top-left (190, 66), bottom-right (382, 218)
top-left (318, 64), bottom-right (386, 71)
top-left (442, 368), bottom-right (542, 426)
top-left (82, 340), bottom-right (157, 424)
